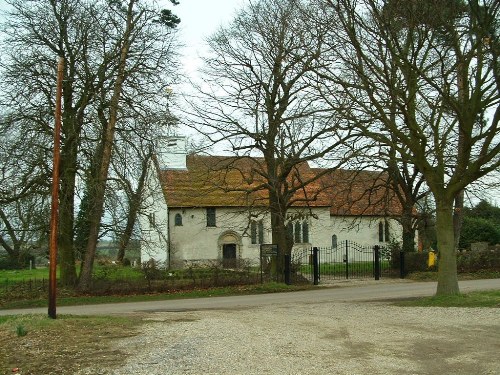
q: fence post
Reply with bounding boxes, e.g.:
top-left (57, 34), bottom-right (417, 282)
top-left (374, 245), bottom-right (380, 280)
top-left (400, 251), bottom-right (406, 279)
top-left (313, 247), bottom-right (319, 285)
top-left (284, 254), bottom-right (291, 285)
top-left (345, 240), bottom-right (349, 279)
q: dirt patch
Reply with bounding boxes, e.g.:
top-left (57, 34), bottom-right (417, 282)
top-left (0, 314), bottom-right (144, 375)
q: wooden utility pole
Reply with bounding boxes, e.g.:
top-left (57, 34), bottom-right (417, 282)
top-left (48, 56), bottom-right (64, 319)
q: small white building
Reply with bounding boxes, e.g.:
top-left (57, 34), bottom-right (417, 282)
top-left (139, 137), bottom-right (402, 268)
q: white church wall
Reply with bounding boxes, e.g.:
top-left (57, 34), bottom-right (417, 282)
top-left (168, 207), bottom-right (264, 265)
top-left (145, 198), bottom-right (404, 268)
top-left (138, 161), bottom-right (170, 266)
top-left (327, 216), bottom-right (402, 247)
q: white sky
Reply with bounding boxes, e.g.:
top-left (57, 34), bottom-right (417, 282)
top-left (166, 0), bottom-right (246, 77)
top-left (0, 0), bottom-right (246, 76)
top-left (0, 0), bottom-right (498, 204)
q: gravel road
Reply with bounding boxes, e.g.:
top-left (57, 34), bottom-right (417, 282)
top-left (75, 280), bottom-right (500, 375)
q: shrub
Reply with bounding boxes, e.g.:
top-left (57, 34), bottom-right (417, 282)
top-left (0, 255), bottom-right (19, 269)
top-left (459, 216), bottom-right (500, 249)
top-left (457, 249), bottom-right (500, 272)
top-left (122, 258), bottom-right (131, 267)
top-left (404, 252), bottom-right (433, 272)
top-left (0, 252), bottom-right (35, 270)
top-left (141, 260), bottom-right (166, 281)
top-left (16, 325), bottom-right (28, 337)
top-left (391, 250), bottom-right (436, 274)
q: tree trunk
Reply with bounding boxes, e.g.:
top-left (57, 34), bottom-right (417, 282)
top-left (0, 208), bottom-right (21, 260)
top-left (269, 190), bottom-right (290, 278)
top-left (116, 217), bottom-right (133, 263)
top-left (453, 58), bottom-right (466, 252)
top-left (401, 207), bottom-right (415, 252)
top-left (435, 199), bottom-right (460, 295)
top-left (58, 138), bottom-right (78, 287)
top-left (78, 0), bottom-right (136, 291)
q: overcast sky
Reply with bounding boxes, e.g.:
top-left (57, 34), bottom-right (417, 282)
top-left (0, 0), bottom-right (498, 204)
top-left (0, 0), bottom-right (246, 76)
top-left (169, 0), bottom-right (246, 76)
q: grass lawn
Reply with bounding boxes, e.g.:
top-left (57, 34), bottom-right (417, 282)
top-left (300, 260), bottom-right (391, 274)
top-left (0, 268), bottom-right (56, 282)
top-left (0, 264), bottom-right (144, 283)
top-left (1, 265), bottom-right (499, 310)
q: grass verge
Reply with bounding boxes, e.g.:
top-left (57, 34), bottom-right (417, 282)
top-left (405, 270), bottom-right (500, 281)
top-left (395, 290), bottom-right (500, 308)
top-left (0, 282), bottom-right (314, 310)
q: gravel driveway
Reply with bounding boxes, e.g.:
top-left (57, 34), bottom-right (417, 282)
top-left (76, 282), bottom-right (500, 375)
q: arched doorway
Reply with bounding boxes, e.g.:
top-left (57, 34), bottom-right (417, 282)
top-left (218, 231), bottom-right (241, 268)
top-left (222, 243), bottom-right (237, 268)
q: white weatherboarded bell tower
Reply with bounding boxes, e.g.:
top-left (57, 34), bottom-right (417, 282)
top-left (155, 136), bottom-right (188, 170)
top-left (139, 136), bottom-right (187, 267)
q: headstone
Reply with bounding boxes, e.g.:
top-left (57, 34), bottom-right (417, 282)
top-left (470, 242), bottom-right (488, 251)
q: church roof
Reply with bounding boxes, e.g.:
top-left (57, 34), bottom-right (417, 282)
top-left (158, 154), bottom-right (402, 216)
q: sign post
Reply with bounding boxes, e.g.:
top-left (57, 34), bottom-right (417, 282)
top-left (260, 244), bottom-right (278, 283)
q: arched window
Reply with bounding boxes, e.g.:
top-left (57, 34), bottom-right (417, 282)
top-left (385, 220), bottom-right (390, 242)
top-left (174, 213), bottom-right (182, 226)
top-left (332, 234), bottom-right (338, 248)
top-left (294, 222), bottom-right (301, 243)
top-left (287, 222), bottom-right (294, 244)
top-left (302, 222), bottom-right (309, 243)
top-left (258, 220), bottom-right (264, 244)
top-left (250, 221), bottom-right (257, 244)
top-left (379, 221), bottom-right (384, 242)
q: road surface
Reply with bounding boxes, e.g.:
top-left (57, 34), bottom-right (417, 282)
top-left (1, 278), bottom-right (499, 316)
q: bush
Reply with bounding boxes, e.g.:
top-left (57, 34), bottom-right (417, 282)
top-left (391, 250), bottom-right (436, 274)
top-left (122, 258), bottom-right (131, 267)
top-left (404, 252), bottom-right (434, 272)
top-left (0, 252), bottom-right (35, 270)
top-left (0, 256), bottom-right (18, 269)
top-left (459, 216), bottom-right (500, 249)
top-left (457, 249), bottom-right (500, 272)
top-left (141, 259), bottom-right (166, 282)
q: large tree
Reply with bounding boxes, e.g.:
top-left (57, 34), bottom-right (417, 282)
top-left (0, 0), bottom-right (179, 287)
top-left (186, 0), bottom-right (353, 271)
top-left (320, 0), bottom-right (500, 294)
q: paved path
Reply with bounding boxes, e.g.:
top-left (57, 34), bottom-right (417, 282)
top-left (1, 278), bottom-right (499, 316)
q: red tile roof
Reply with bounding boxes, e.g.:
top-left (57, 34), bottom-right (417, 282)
top-left (159, 154), bottom-right (402, 216)
top-left (312, 168), bottom-right (402, 216)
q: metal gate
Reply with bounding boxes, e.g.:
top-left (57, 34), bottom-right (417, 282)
top-left (290, 241), bottom-right (394, 283)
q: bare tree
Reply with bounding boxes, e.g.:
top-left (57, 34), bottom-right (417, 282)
top-left (185, 0), bottom-right (354, 272)
top-left (385, 145), bottom-right (429, 252)
top-left (319, 0), bottom-right (500, 295)
top-left (0, 0), bottom-right (179, 287)
top-left (0, 113), bottom-right (51, 264)
top-left (0, 195), bottom-right (50, 266)
top-left (77, 0), bottom-right (180, 290)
